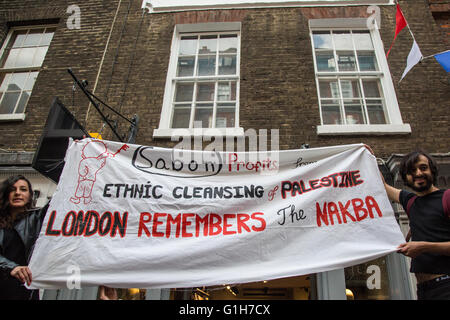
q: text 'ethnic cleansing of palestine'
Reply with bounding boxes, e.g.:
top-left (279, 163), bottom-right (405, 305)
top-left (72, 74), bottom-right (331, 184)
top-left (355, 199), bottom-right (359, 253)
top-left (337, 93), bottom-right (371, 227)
top-left (44, 169), bottom-right (384, 238)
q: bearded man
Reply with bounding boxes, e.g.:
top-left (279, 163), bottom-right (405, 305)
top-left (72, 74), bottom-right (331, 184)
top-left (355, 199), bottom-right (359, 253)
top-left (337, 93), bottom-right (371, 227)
top-left (380, 150), bottom-right (450, 300)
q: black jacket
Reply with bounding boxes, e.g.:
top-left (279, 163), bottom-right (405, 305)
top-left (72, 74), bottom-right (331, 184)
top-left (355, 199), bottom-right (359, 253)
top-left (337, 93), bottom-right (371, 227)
top-left (0, 204), bottom-right (48, 277)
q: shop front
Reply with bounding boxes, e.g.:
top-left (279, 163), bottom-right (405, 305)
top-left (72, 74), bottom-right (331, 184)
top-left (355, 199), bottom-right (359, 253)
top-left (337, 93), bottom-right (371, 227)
top-left (40, 252), bottom-right (414, 300)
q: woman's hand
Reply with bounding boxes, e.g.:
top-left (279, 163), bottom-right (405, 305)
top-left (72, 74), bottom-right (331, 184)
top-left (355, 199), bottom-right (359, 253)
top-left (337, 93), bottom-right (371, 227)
top-left (10, 266), bottom-right (32, 286)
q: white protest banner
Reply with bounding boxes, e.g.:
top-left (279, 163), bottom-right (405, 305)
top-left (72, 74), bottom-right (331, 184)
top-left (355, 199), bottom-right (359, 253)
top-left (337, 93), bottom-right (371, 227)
top-left (28, 139), bottom-right (405, 289)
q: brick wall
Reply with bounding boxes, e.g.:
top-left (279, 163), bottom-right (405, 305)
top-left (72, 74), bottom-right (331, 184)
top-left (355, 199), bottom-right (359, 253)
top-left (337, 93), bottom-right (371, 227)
top-left (0, 0), bottom-right (120, 151)
top-left (428, 0), bottom-right (450, 44)
top-left (0, 0), bottom-right (448, 160)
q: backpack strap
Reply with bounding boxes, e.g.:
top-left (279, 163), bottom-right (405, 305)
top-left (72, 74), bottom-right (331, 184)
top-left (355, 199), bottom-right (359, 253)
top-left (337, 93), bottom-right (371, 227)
top-left (443, 189), bottom-right (450, 218)
top-left (405, 195), bottom-right (418, 241)
top-left (406, 195), bottom-right (418, 218)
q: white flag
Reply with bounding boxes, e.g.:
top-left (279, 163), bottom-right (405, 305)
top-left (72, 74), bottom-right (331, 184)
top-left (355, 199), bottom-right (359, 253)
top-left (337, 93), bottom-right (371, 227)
top-left (400, 40), bottom-right (423, 81)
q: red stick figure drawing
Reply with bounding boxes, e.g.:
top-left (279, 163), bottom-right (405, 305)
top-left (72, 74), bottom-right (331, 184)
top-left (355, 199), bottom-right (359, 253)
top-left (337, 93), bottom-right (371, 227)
top-left (70, 140), bottom-right (129, 204)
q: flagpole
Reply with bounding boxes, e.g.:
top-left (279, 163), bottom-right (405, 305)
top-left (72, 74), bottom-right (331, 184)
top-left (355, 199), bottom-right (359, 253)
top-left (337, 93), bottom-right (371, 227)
top-left (422, 49), bottom-right (450, 61)
top-left (404, 17), bottom-right (417, 44)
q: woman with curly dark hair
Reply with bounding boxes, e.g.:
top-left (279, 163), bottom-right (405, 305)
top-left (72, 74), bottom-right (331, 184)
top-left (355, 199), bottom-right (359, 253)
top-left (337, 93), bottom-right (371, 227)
top-left (0, 175), bottom-right (48, 300)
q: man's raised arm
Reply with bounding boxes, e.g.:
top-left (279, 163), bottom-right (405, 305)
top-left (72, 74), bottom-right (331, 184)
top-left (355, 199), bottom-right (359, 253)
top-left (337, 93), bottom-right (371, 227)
top-left (364, 144), bottom-right (400, 204)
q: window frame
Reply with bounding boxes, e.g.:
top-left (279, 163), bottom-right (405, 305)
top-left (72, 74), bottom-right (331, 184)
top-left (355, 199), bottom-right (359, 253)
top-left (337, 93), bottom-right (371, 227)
top-left (0, 25), bottom-right (56, 121)
top-left (309, 18), bottom-right (411, 135)
top-left (154, 22), bottom-right (244, 138)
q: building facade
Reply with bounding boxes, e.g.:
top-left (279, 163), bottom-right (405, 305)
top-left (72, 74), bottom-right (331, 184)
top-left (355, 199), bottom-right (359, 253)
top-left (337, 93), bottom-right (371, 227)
top-left (0, 0), bottom-right (448, 300)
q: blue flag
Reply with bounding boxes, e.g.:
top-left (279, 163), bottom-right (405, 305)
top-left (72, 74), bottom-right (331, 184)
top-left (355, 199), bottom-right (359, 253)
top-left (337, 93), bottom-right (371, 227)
top-left (434, 50), bottom-right (450, 72)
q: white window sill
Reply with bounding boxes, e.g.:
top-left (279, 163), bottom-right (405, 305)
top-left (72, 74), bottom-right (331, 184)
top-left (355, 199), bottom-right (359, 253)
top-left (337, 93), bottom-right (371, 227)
top-left (0, 113), bottom-right (26, 121)
top-left (153, 127), bottom-right (245, 138)
top-left (317, 124), bottom-right (411, 136)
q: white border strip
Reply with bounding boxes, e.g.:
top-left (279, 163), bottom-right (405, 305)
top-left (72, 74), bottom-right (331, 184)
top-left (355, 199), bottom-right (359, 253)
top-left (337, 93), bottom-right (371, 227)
top-left (142, 1), bottom-right (393, 13)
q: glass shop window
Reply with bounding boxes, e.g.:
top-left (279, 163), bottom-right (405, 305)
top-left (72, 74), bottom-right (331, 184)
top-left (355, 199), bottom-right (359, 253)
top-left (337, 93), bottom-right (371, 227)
top-left (344, 257), bottom-right (390, 300)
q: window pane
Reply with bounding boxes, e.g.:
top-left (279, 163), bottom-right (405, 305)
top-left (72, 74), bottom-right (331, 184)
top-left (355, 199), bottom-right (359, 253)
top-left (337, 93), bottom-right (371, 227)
top-left (15, 47), bottom-right (37, 68)
top-left (358, 52), bottom-right (378, 71)
top-left (24, 72), bottom-right (38, 90)
top-left (40, 29), bottom-right (55, 46)
top-left (11, 30), bottom-right (28, 48)
top-left (217, 81), bottom-right (236, 101)
top-left (197, 55), bottom-right (216, 76)
top-left (333, 31), bottom-right (353, 50)
top-left (32, 46), bottom-right (49, 66)
top-left (194, 103), bottom-right (213, 128)
top-left (316, 52), bottom-right (336, 72)
top-left (0, 74), bottom-right (11, 92)
top-left (218, 55), bottom-right (236, 75)
top-left (353, 31), bottom-right (374, 51)
top-left (199, 35), bottom-right (217, 54)
top-left (321, 101), bottom-right (342, 124)
top-left (196, 82), bottom-right (215, 101)
top-left (318, 79), bottom-right (339, 99)
top-left (219, 35), bottom-right (237, 53)
top-left (340, 79), bottom-right (361, 99)
top-left (179, 36), bottom-right (197, 55)
top-left (313, 32), bottom-right (332, 50)
top-left (337, 52), bottom-right (356, 71)
top-left (15, 91), bottom-right (30, 114)
top-left (362, 80), bottom-right (382, 98)
top-left (177, 56), bottom-right (195, 77)
top-left (175, 83), bottom-right (194, 102)
top-left (216, 103), bottom-right (235, 127)
top-left (3, 48), bottom-right (20, 68)
top-left (172, 104), bottom-right (191, 128)
top-left (9, 72), bottom-right (28, 91)
top-left (0, 92), bottom-right (20, 114)
top-left (344, 100), bottom-right (366, 124)
top-left (23, 29), bottom-right (44, 47)
top-left (367, 100), bottom-right (387, 124)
